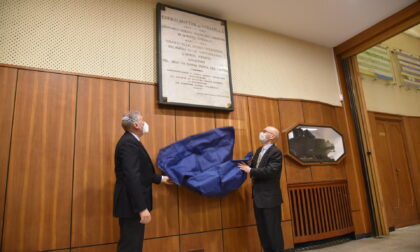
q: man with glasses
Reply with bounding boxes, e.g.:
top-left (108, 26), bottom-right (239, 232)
top-left (238, 126), bottom-right (284, 252)
top-left (113, 111), bottom-right (171, 252)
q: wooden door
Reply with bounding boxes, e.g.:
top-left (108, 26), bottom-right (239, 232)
top-left (373, 117), bottom-right (419, 228)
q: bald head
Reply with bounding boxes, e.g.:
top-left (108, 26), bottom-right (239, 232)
top-left (263, 126), bottom-right (280, 143)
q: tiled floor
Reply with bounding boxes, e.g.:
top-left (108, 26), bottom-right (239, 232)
top-left (305, 224), bottom-right (420, 252)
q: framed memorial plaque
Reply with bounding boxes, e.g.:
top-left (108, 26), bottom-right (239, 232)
top-left (157, 3), bottom-right (234, 111)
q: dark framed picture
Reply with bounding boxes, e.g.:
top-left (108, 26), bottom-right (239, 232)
top-left (156, 3), bottom-right (234, 111)
top-left (283, 124), bottom-right (346, 165)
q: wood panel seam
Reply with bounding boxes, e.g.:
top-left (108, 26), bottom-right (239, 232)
top-left (0, 68), bottom-right (19, 250)
top-left (69, 76), bottom-right (80, 248)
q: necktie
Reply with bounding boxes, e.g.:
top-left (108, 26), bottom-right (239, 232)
top-left (256, 149), bottom-right (266, 168)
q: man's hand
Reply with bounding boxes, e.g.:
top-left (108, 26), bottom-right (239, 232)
top-left (162, 175), bottom-right (174, 185)
top-left (238, 162), bottom-right (251, 173)
top-left (139, 209), bottom-right (151, 224)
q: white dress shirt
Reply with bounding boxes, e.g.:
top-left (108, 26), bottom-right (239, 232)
top-left (256, 144), bottom-right (272, 168)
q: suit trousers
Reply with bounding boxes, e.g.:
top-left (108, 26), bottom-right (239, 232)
top-left (254, 203), bottom-right (284, 252)
top-left (118, 217), bottom-right (145, 252)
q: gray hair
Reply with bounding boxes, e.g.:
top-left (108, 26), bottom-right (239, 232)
top-left (121, 111), bottom-right (141, 131)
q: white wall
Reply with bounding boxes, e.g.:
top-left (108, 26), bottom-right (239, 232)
top-left (0, 0), bottom-right (342, 106)
top-left (228, 22), bottom-right (341, 105)
top-left (383, 33), bottom-right (420, 54)
top-left (361, 33), bottom-right (420, 117)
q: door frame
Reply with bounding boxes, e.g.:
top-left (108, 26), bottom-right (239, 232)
top-left (333, 2), bottom-right (420, 236)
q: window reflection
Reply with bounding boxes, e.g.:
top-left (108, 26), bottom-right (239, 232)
top-left (287, 125), bottom-right (345, 163)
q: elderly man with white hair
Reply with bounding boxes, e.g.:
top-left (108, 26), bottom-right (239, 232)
top-left (238, 126), bottom-right (284, 252)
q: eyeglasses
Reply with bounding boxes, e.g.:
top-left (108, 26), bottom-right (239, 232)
top-left (262, 130), bottom-right (274, 135)
top-left (122, 116), bottom-right (142, 124)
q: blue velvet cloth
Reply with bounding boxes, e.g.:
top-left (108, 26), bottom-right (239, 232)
top-left (157, 127), bottom-right (252, 197)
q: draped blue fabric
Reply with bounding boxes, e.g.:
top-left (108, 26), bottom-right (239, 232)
top-left (157, 127), bottom-right (252, 197)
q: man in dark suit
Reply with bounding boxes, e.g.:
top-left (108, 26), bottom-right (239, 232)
top-left (114, 111), bottom-right (171, 252)
top-left (238, 126), bottom-right (284, 252)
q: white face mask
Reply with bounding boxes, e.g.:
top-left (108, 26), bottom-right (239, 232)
top-left (142, 121), bottom-right (149, 134)
top-left (259, 132), bottom-right (268, 143)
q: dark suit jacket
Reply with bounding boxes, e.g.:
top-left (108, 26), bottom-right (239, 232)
top-left (250, 145), bottom-right (283, 208)
top-left (113, 132), bottom-right (162, 218)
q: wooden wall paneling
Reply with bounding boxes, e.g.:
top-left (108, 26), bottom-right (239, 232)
top-left (301, 101), bottom-right (321, 183)
top-left (215, 95), bottom-right (253, 160)
top-left (130, 84), bottom-right (179, 238)
top-left (144, 236), bottom-right (180, 252)
top-left (176, 109), bottom-right (222, 234)
top-left (406, 117), bottom-right (420, 165)
top-left (248, 97), bottom-right (282, 148)
top-left (302, 101), bottom-right (323, 125)
top-left (336, 107), bottom-right (371, 234)
top-left (278, 100), bottom-right (312, 184)
top-left (339, 108), bottom-right (362, 210)
top-left (175, 109), bottom-right (215, 139)
top-left (311, 165), bottom-right (345, 182)
top-left (2, 70), bottom-right (77, 251)
top-left (0, 67), bottom-right (17, 245)
top-left (321, 104), bottom-right (343, 182)
top-left (282, 220), bottom-right (295, 249)
top-left (180, 231), bottom-right (223, 252)
top-left (215, 95), bottom-right (255, 228)
top-left (306, 103), bottom-right (346, 182)
top-left (350, 210), bottom-right (366, 235)
top-left (320, 104), bottom-right (338, 127)
top-left (71, 77), bottom-right (128, 246)
top-left (71, 244), bottom-right (117, 252)
top-left (404, 117), bottom-right (420, 219)
top-left (222, 226), bottom-right (261, 252)
top-left (322, 105), bottom-right (346, 181)
top-left (247, 97), bottom-right (291, 222)
top-left (284, 157), bottom-right (311, 184)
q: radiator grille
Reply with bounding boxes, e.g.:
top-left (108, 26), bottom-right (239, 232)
top-left (289, 181), bottom-right (354, 243)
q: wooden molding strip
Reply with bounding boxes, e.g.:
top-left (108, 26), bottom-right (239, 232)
top-left (349, 57), bottom-right (389, 236)
top-left (368, 110), bottom-right (420, 119)
top-left (288, 180), bottom-right (348, 188)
